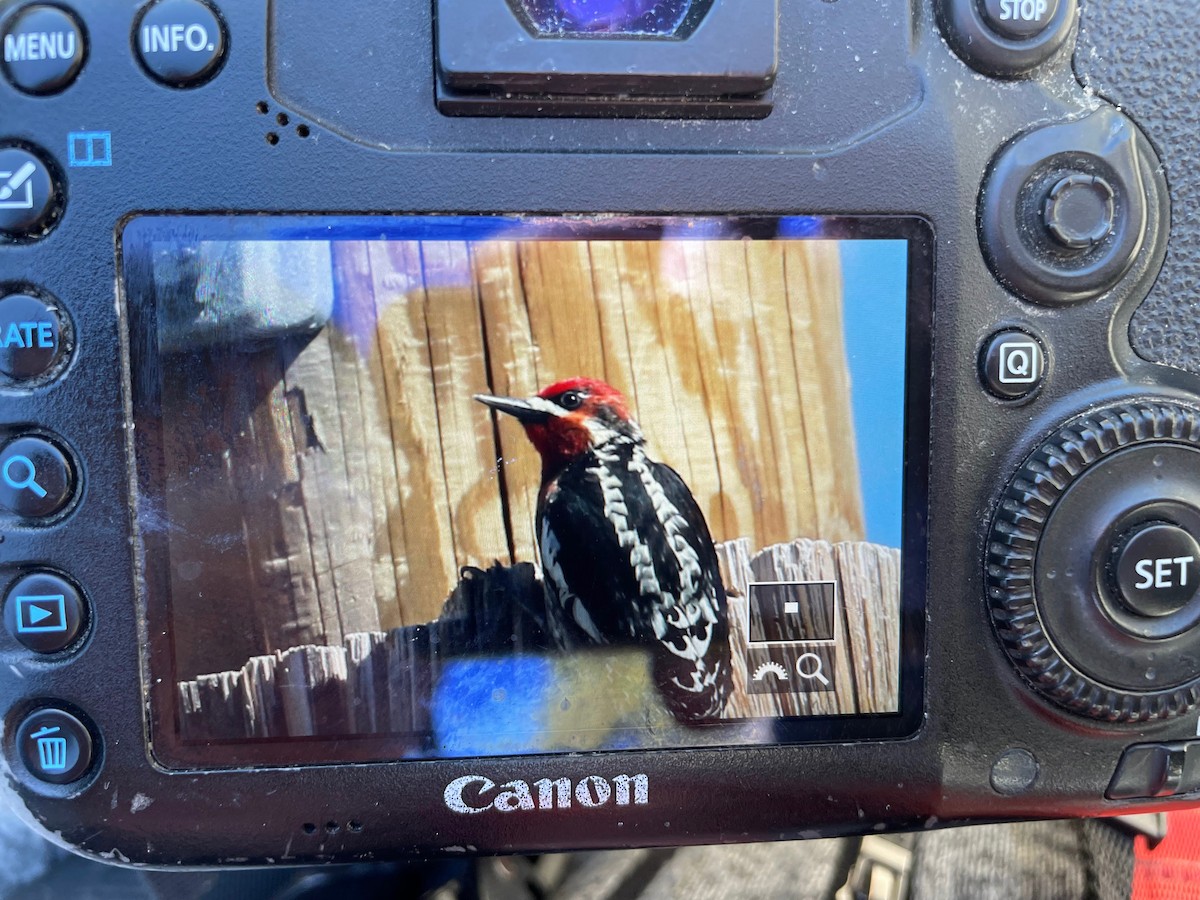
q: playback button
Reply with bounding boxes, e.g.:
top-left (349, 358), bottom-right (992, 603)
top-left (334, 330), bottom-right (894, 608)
top-left (3, 572), bottom-right (86, 654)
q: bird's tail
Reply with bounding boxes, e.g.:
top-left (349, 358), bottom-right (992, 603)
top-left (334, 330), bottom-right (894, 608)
top-left (652, 628), bottom-right (733, 726)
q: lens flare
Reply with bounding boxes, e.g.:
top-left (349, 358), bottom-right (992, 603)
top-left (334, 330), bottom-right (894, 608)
top-left (516, 0), bottom-right (697, 36)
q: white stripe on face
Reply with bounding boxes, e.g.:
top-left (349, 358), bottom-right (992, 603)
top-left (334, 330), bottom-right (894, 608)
top-left (525, 396), bottom-right (568, 417)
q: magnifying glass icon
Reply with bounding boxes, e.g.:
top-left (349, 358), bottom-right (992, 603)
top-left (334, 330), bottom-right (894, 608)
top-left (2, 455), bottom-right (47, 498)
top-left (795, 653), bottom-right (830, 687)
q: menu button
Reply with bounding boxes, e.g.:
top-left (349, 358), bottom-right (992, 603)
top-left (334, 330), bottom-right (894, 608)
top-left (1, 5), bottom-right (86, 95)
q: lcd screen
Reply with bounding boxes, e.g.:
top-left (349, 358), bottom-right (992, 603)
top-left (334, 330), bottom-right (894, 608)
top-left (121, 215), bottom-right (930, 768)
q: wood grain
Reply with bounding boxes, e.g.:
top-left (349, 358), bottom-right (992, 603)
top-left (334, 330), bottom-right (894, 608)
top-left (177, 539), bottom-right (901, 742)
top-left (161, 236), bottom-right (871, 678)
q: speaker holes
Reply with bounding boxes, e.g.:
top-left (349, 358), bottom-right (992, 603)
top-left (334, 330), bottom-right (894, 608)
top-left (296, 124), bottom-right (310, 138)
top-left (348, 820), bottom-right (364, 833)
top-left (301, 822), bottom-right (317, 835)
top-left (324, 821), bottom-right (341, 835)
top-left (265, 132), bottom-right (280, 146)
top-left (255, 100), bottom-right (269, 115)
top-left (276, 112), bottom-right (290, 126)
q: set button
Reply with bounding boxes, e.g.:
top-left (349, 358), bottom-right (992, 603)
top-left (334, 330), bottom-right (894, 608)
top-left (0, 435), bottom-right (75, 520)
top-left (0, 4), bottom-right (86, 96)
top-left (1114, 523), bottom-right (1200, 619)
top-left (15, 707), bottom-right (95, 784)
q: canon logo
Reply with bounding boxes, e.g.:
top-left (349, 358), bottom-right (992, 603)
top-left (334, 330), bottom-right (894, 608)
top-left (443, 773), bottom-right (650, 815)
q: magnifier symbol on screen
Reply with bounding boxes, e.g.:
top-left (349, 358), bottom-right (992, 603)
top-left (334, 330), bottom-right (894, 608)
top-left (795, 653), bottom-right (830, 687)
top-left (2, 455), bottom-right (47, 498)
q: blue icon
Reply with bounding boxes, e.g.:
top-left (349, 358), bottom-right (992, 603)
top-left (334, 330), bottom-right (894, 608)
top-left (67, 132), bottom-right (112, 168)
top-left (15, 594), bottom-right (67, 634)
top-left (2, 454), bottom-right (46, 497)
top-left (30, 726), bottom-right (68, 771)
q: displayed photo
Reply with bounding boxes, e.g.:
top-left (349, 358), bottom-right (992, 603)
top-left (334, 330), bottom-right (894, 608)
top-left (123, 216), bottom-right (915, 764)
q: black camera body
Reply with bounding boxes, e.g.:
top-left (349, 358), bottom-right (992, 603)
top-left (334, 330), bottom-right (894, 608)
top-left (2, 0), bottom-right (1200, 867)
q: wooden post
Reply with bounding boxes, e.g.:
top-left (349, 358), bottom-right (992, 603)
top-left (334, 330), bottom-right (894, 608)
top-left (177, 538), bottom-right (901, 741)
top-left (162, 235), bottom-right (876, 691)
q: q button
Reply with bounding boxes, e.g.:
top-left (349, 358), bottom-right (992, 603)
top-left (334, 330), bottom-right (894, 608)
top-left (0, 436), bottom-right (74, 520)
top-left (980, 329), bottom-right (1047, 401)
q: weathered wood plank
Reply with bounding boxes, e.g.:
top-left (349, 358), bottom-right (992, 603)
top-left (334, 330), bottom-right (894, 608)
top-left (585, 241), bottom-right (717, 511)
top-left (329, 242), bottom-right (406, 634)
top-left (783, 242), bottom-right (865, 543)
top-left (471, 240), bottom-right (544, 563)
top-left (164, 235), bottom-right (871, 693)
top-left (367, 241), bottom-right (461, 622)
top-left (743, 241), bottom-right (821, 542)
top-left (420, 242), bottom-right (511, 574)
top-left (177, 540), bottom-right (901, 741)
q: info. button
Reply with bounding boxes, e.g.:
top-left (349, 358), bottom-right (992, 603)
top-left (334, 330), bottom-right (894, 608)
top-left (134, 0), bottom-right (227, 88)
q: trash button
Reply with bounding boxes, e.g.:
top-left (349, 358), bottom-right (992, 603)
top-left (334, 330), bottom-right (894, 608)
top-left (15, 708), bottom-right (95, 784)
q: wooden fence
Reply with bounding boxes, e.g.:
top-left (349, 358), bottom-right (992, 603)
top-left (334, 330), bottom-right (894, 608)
top-left (160, 237), bottom-right (866, 681)
top-left (177, 537), bottom-right (901, 745)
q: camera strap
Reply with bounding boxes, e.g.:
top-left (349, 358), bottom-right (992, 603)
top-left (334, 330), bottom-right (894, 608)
top-left (1131, 809), bottom-right (1200, 899)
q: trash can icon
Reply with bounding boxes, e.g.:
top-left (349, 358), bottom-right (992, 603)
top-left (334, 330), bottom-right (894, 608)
top-left (30, 726), bottom-right (68, 772)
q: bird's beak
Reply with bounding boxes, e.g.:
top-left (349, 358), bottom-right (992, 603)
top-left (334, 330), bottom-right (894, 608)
top-left (474, 394), bottom-right (553, 424)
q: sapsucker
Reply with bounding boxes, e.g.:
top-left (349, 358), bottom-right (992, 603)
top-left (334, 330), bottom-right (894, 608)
top-left (475, 378), bottom-right (732, 723)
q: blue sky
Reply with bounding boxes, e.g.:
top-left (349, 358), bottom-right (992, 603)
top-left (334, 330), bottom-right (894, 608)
top-left (839, 240), bottom-right (909, 549)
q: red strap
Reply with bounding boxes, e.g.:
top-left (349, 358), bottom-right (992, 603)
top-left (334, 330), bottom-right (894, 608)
top-left (1133, 810), bottom-right (1200, 899)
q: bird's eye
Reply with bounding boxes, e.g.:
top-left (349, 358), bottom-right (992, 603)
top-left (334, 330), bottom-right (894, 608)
top-left (559, 390), bottom-right (584, 411)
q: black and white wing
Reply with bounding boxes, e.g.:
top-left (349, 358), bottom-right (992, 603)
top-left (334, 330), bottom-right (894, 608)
top-left (537, 443), bottom-right (731, 722)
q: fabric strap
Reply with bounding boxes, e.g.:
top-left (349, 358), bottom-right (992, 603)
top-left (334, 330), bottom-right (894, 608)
top-left (1133, 810), bottom-right (1200, 900)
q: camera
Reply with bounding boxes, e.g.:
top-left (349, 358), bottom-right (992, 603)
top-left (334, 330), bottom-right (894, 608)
top-left (0, 0), bottom-right (1198, 867)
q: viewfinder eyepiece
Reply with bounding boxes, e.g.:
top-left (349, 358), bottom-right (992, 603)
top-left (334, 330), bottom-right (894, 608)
top-left (437, 0), bottom-right (778, 118)
top-left (513, 0), bottom-right (707, 38)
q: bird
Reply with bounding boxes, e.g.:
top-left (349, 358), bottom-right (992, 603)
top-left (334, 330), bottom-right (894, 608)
top-left (475, 377), bottom-right (731, 724)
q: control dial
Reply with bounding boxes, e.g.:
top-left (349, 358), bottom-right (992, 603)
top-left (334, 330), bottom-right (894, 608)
top-left (988, 400), bottom-right (1200, 722)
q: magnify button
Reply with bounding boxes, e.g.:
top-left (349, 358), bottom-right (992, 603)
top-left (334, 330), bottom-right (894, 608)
top-left (0, 436), bottom-right (74, 519)
top-left (795, 652), bottom-right (832, 688)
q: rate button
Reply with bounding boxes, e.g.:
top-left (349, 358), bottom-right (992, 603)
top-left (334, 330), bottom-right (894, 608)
top-left (0, 293), bottom-right (66, 383)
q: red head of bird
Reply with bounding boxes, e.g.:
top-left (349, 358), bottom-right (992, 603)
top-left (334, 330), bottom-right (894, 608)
top-left (475, 377), bottom-right (643, 479)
